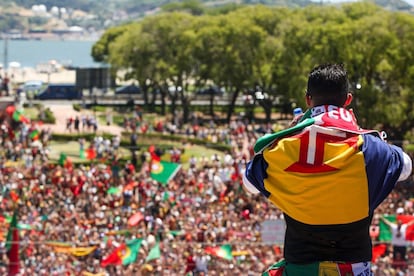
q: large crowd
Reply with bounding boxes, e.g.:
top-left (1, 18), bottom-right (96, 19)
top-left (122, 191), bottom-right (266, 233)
top-left (0, 105), bottom-right (413, 276)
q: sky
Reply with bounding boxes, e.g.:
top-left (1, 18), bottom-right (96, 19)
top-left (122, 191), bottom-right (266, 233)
top-left (325, 0), bottom-right (414, 6)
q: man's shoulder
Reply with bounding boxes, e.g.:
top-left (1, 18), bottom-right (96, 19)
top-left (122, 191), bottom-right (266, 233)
top-left (254, 118), bottom-right (315, 154)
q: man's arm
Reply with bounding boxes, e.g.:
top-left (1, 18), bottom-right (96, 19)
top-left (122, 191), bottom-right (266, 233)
top-left (398, 152), bottom-right (412, 182)
top-left (242, 156), bottom-right (269, 195)
top-left (380, 215), bottom-right (393, 227)
top-left (242, 172), bottom-right (260, 195)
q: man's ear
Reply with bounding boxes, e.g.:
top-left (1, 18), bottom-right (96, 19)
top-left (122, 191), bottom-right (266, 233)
top-left (305, 94), bottom-right (312, 107)
top-left (343, 93), bottom-right (353, 107)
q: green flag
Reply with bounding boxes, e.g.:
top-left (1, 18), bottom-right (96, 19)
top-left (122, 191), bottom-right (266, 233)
top-left (58, 153), bottom-right (67, 166)
top-left (12, 110), bottom-right (23, 122)
top-left (122, 238), bottom-right (143, 265)
top-left (6, 210), bottom-right (17, 252)
top-left (145, 242), bottom-right (161, 262)
top-left (379, 215), bottom-right (397, 242)
top-left (6, 209), bottom-right (20, 275)
top-left (29, 129), bottom-right (40, 140)
top-left (204, 244), bottom-right (233, 261)
top-left (107, 187), bottom-right (122, 195)
top-left (150, 161), bottom-right (181, 186)
top-left (80, 149), bottom-right (86, 159)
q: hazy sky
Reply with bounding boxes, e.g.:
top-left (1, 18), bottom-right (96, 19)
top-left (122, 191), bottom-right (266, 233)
top-left (317, 0), bottom-right (414, 6)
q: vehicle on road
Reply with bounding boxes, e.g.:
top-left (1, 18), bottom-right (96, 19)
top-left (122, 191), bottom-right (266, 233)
top-left (115, 84), bottom-right (141, 94)
top-left (16, 80), bottom-right (44, 97)
top-left (195, 86), bottom-right (225, 96)
top-left (35, 83), bottom-right (82, 100)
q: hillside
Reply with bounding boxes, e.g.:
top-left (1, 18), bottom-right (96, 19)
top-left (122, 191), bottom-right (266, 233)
top-left (0, 0), bottom-right (412, 37)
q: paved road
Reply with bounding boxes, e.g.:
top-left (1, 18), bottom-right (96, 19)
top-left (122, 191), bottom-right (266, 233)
top-left (42, 103), bottom-right (124, 136)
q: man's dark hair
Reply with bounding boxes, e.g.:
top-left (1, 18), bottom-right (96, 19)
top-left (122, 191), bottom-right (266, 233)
top-left (306, 63), bottom-right (349, 106)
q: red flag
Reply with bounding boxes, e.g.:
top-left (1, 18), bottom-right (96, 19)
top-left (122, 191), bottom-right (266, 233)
top-left (397, 215), bottom-right (414, 240)
top-left (273, 245), bottom-right (282, 256)
top-left (372, 243), bottom-right (387, 263)
top-left (100, 244), bottom-right (125, 267)
top-left (149, 145), bottom-right (160, 162)
top-left (204, 244), bottom-right (233, 260)
top-left (128, 212), bottom-right (144, 227)
top-left (5, 105), bottom-right (15, 116)
top-left (86, 147), bottom-right (96, 160)
top-left (6, 210), bottom-right (19, 275)
top-left (9, 191), bottom-right (19, 203)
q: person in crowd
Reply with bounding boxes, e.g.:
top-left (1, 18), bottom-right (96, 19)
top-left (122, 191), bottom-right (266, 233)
top-left (243, 63), bottom-right (413, 275)
top-left (380, 215), bottom-right (414, 263)
top-left (2, 73), bottom-right (9, 96)
top-left (1, 87), bottom-right (414, 275)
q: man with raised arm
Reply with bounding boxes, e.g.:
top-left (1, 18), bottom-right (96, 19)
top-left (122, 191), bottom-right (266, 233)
top-left (243, 63), bottom-right (412, 275)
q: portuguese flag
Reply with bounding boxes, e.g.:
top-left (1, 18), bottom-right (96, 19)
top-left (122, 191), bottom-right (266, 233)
top-left (6, 209), bottom-right (19, 275)
top-left (122, 238), bottom-right (143, 265)
top-left (145, 242), bottom-right (161, 262)
top-left (150, 160), bottom-right (181, 186)
top-left (204, 244), bottom-right (233, 261)
top-left (58, 153), bottom-right (68, 166)
top-left (29, 129), bottom-right (40, 140)
top-left (12, 109), bottom-right (29, 124)
top-left (100, 238), bottom-right (143, 267)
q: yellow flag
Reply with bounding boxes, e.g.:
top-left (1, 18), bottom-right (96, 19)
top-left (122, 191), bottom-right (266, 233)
top-left (70, 246), bottom-right (97, 257)
top-left (82, 271), bottom-right (105, 276)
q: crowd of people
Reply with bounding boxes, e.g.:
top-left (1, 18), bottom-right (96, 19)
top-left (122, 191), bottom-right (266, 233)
top-left (0, 102), bottom-right (413, 276)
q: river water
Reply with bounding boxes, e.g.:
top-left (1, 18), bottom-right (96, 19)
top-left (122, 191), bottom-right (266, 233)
top-left (0, 39), bottom-right (104, 69)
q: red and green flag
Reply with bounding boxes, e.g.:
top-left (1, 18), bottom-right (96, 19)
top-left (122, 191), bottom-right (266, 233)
top-left (80, 148), bottom-right (86, 159)
top-left (100, 239), bottom-right (143, 267)
top-left (12, 109), bottom-right (29, 124)
top-left (372, 243), bottom-right (387, 263)
top-left (122, 238), bottom-right (143, 265)
top-left (6, 209), bottom-right (19, 276)
top-left (148, 145), bottom-right (181, 185)
top-left (379, 214), bottom-right (414, 242)
top-left (107, 187), bottom-right (122, 195)
top-left (29, 129), bottom-right (40, 140)
top-left (101, 244), bottom-right (124, 267)
top-left (145, 242), bottom-right (161, 262)
top-left (86, 147), bottom-right (96, 160)
top-left (150, 160), bottom-right (181, 186)
top-left (58, 153), bottom-right (68, 166)
top-left (204, 244), bottom-right (233, 261)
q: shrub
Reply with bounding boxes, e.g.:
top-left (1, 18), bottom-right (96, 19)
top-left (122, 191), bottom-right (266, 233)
top-left (40, 107), bottom-right (56, 124)
top-left (73, 103), bottom-right (81, 112)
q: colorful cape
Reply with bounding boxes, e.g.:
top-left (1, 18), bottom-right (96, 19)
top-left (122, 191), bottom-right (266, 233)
top-left (254, 107), bottom-right (380, 154)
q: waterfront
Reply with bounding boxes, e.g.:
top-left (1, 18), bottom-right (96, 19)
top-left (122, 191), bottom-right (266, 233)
top-left (0, 39), bottom-right (104, 69)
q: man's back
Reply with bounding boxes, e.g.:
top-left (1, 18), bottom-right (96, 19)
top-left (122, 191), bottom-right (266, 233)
top-left (243, 63), bottom-right (412, 275)
top-left (245, 106), bottom-right (406, 262)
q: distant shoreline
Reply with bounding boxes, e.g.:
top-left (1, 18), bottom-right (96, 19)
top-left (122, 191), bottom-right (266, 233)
top-left (1, 32), bottom-right (100, 42)
top-left (0, 39), bottom-right (101, 69)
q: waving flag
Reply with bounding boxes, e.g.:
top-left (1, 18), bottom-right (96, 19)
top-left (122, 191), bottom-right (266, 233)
top-left (12, 109), bottom-right (30, 124)
top-left (122, 238), bottom-right (143, 265)
top-left (101, 244), bottom-right (124, 267)
top-left (128, 212), bottom-right (144, 227)
top-left (205, 244), bottom-right (233, 261)
top-left (58, 153), bottom-right (68, 166)
top-left (6, 209), bottom-right (19, 276)
top-left (145, 242), bottom-right (161, 262)
top-left (86, 147), bottom-right (96, 160)
top-left (379, 214), bottom-right (414, 242)
top-left (150, 160), bottom-right (181, 186)
top-left (29, 129), bottom-right (40, 140)
top-left (100, 239), bottom-right (143, 267)
top-left (47, 243), bottom-right (96, 257)
top-left (372, 244), bottom-right (387, 262)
